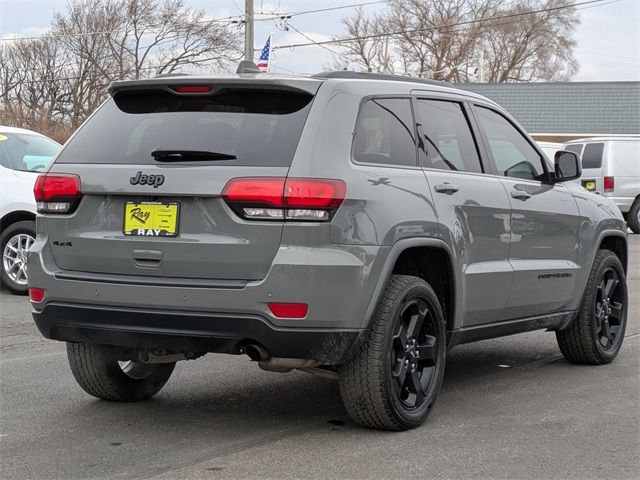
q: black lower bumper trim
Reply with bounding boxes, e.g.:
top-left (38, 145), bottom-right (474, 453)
top-left (33, 303), bottom-right (365, 364)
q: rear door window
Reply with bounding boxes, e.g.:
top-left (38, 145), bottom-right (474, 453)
top-left (56, 88), bottom-right (314, 166)
top-left (415, 99), bottom-right (482, 173)
top-left (352, 98), bottom-right (417, 167)
top-left (581, 143), bottom-right (605, 169)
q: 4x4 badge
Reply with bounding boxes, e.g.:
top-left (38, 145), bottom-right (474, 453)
top-left (130, 171), bottom-right (165, 188)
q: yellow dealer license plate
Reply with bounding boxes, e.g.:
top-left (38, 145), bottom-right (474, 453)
top-left (123, 202), bottom-right (180, 237)
top-left (582, 180), bottom-right (596, 191)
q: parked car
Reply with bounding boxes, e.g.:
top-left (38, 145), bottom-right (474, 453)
top-left (564, 137), bottom-right (640, 233)
top-left (536, 141), bottom-right (564, 163)
top-left (28, 69), bottom-right (629, 430)
top-left (0, 127), bottom-right (60, 293)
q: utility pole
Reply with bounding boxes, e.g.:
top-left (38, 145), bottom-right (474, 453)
top-left (244, 0), bottom-right (254, 62)
top-left (478, 50), bottom-right (485, 83)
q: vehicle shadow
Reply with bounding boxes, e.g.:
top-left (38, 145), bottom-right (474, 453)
top-left (2, 337), bottom-right (578, 479)
top-left (66, 333), bottom-right (563, 433)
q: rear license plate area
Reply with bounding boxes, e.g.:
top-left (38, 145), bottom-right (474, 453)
top-left (123, 201), bottom-right (180, 237)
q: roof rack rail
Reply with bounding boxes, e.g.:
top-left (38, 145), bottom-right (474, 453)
top-left (311, 70), bottom-right (452, 87)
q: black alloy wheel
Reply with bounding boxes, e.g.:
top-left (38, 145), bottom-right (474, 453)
top-left (389, 298), bottom-right (438, 409)
top-left (593, 266), bottom-right (625, 352)
top-left (556, 249), bottom-right (627, 365)
top-left (339, 275), bottom-right (446, 430)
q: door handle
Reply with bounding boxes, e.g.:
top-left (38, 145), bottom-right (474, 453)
top-left (511, 189), bottom-right (532, 200)
top-left (434, 183), bottom-right (460, 194)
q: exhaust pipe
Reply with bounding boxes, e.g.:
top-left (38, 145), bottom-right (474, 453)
top-left (242, 343), bottom-right (321, 373)
top-left (244, 344), bottom-right (270, 362)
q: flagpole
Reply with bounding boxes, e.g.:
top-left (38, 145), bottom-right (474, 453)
top-left (267, 32), bottom-right (273, 74)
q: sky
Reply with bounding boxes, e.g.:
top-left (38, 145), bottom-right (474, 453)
top-left (1, 0), bottom-right (639, 81)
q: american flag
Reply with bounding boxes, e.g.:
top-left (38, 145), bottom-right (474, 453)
top-left (257, 36), bottom-right (271, 72)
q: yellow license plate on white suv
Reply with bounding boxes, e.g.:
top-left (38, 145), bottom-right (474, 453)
top-left (123, 202), bottom-right (180, 237)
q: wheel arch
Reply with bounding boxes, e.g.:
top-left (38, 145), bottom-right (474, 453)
top-left (1, 210), bottom-right (36, 233)
top-left (597, 230), bottom-right (628, 274)
top-left (362, 238), bottom-right (459, 332)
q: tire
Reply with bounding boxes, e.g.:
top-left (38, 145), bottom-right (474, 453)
top-left (338, 275), bottom-right (447, 430)
top-left (556, 250), bottom-right (627, 365)
top-left (627, 199), bottom-right (640, 234)
top-left (66, 342), bottom-right (175, 401)
top-left (1, 220), bottom-right (36, 295)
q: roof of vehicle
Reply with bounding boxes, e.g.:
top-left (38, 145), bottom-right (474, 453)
top-left (536, 141), bottom-right (564, 147)
top-left (108, 71), bottom-right (496, 105)
top-left (0, 125), bottom-right (47, 136)
top-left (564, 136), bottom-right (640, 143)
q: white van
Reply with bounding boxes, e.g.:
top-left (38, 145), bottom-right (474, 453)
top-left (564, 137), bottom-right (640, 233)
top-left (536, 141), bottom-right (564, 163)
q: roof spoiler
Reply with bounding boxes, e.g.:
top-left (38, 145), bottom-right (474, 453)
top-left (236, 61), bottom-right (262, 74)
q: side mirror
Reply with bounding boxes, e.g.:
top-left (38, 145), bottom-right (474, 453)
top-left (554, 150), bottom-right (581, 182)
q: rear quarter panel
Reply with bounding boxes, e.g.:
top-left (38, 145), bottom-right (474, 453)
top-left (284, 80), bottom-right (440, 329)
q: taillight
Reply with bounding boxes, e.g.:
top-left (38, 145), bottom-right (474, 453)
top-left (34, 173), bottom-right (82, 214)
top-left (221, 177), bottom-right (346, 221)
top-left (604, 176), bottom-right (615, 192)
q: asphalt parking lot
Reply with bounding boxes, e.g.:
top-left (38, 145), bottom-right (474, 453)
top-left (1, 236), bottom-right (638, 480)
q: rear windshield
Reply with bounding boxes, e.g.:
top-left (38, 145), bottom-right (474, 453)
top-left (581, 143), bottom-right (604, 169)
top-left (0, 132), bottom-right (60, 172)
top-left (56, 87), bottom-right (314, 166)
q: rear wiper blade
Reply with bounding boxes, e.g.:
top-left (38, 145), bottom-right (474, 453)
top-left (151, 150), bottom-right (237, 162)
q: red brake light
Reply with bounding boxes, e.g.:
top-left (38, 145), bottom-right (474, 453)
top-left (34, 173), bottom-right (81, 201)
top-left (604, 176), bottom-right (614, 192)
top-left (285, 179), bottom-right (346, 209)
top-left (34, 173), bottom-right (81, 214)
top-left (29, 288), bottom-right (46, 303)
top-left (268, 303), bottom-right (308, 319)
top-left (222, 177), bottom-right (286, 207)
top-left (170, 85), bottom-right (213, 94)
top-left (221, 177), bottom-right (346, 221)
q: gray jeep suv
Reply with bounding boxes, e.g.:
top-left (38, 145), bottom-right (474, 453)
top-left (28, 70), bottom-right (629, 430)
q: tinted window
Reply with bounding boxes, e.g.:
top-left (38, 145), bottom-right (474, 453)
top-left (0, 132), bottom-right (60, 172)
top-left (581, 143), bottom-right (605, 169)
top-left (416, 100), bottom-right (482, 173)
top-left (475, 106), bottom-right (545, 181)
top-left (56, 88), bottom-right (313, 166)
top-left (565, 144), bottom-right (583, 155)
top-left (353, 98), bottom-right (417, 166)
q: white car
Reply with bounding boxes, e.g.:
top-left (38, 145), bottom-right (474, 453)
top-left (1, 126), bottom-right (61, 294)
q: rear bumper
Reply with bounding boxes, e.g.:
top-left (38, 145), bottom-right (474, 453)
top-left (33, 303), bottom-right (366, 363)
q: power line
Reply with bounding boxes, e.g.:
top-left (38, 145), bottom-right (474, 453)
top-left (286, 24), bottom-right (349, 60)
top-left (0, 1), bottom-right (386, 42)
top-left (0, 14), bottom-right (246, 43)
top-left (255, 1), bottom-right (384, 20)
top-left (269, 0), bottom-right (611, 52)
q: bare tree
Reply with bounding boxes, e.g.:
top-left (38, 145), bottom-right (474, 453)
top-left (333, 7), bottom-right (396, 73)
top-left (333, 0), bottom-right (579, 82)
top-left (482, 0), bottom-right (579, 82)
top-left (0, 0), bottom-right (242, 139)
